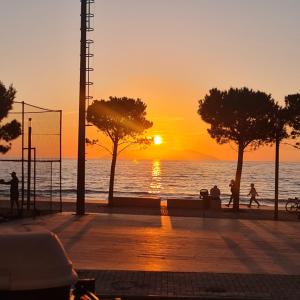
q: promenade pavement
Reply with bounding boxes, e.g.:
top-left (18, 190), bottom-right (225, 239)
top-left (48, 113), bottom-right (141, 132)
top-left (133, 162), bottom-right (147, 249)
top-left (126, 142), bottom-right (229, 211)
top-left (1, 212), bottom-right (300, 299)
top-left (1, 199), bottom-right (298, 222)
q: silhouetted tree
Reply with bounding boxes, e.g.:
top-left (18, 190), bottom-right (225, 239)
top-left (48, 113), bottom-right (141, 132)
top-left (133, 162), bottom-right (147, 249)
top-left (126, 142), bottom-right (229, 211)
top-left (87, 97), bottom-right (153, 205)
top-left (269, 94), bottom-right (300, 219)
top-left (285, 94), bottom-right (300, 144)
top-left (264, 95), bottom-right (300, 219)
top-left (0, 82), bottom-right (21, 154)
top-left (198, 87), bottom-right (277, 210)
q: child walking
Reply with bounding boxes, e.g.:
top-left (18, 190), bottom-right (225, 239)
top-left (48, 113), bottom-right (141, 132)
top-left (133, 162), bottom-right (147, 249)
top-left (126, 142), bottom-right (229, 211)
top-left (248, 183), bottom-right (260, 208)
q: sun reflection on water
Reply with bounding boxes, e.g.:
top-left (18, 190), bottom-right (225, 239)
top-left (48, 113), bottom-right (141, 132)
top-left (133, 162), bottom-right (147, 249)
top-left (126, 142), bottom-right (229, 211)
top-left (149, 160), bottom-right (162, 194)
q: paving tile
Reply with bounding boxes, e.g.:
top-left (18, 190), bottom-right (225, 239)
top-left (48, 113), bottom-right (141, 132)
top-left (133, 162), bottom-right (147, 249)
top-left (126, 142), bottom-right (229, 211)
top-left (78, 270), bottom-right (300, 300)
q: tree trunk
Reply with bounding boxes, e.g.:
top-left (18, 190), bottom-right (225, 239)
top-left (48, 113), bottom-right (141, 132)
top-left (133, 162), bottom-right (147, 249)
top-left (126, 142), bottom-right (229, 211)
top-left (108, 140), bottom-right (118, 206)
top-left (274, 135), bottom-right (280, 220)
top-left (233, 143), bottom-right (244, 211)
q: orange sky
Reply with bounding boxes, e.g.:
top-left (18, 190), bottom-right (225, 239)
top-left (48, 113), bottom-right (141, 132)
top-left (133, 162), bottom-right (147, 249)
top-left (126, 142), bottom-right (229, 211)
top-left (1, 1), bottom-right (300, 161)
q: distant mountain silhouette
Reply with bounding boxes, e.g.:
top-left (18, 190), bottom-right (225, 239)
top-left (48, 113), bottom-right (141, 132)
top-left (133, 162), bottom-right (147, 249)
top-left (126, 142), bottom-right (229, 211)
top-left (176, 149), bottom-right (218, 161)
top-left (106, 148), bottom-right (218, 161)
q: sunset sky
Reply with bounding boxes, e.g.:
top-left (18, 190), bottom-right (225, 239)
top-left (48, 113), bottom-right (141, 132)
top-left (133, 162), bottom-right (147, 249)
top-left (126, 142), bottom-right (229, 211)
top-left (1, 0), bottom-right (300, 161)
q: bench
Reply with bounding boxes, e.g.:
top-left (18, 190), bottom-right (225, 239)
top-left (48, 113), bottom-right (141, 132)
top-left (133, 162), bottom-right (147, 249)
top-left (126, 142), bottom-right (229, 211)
top-left (167, 198), bottom-right (221, 210)
top-left (210, 198), bottom-right (222, 210)
top-left (111, 196), bottom-right (161, 208)
top-left (167, 198), bottom-right (204, 210)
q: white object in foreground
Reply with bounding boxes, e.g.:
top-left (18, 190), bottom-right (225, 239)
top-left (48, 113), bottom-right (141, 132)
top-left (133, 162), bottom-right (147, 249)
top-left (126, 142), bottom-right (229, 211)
top-left (0, 230), bottom-right (78, 291)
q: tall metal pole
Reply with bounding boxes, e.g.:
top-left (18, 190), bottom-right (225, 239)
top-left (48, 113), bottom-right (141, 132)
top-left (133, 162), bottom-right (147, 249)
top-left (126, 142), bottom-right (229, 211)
top-left (77, 0), bottom-right (87, 215)
top-left (33, 148), bottom-right (36, 212)
top-left (59, 110), bottom-right (62, 212)
top-left (21, 101), bottom-right (25, 214)
top-left (27, 118), bottom-right (32, 210)
top-left (274, 135), bottom-right (279, 220)
top-left (50, 161), bottom-right (53, 211)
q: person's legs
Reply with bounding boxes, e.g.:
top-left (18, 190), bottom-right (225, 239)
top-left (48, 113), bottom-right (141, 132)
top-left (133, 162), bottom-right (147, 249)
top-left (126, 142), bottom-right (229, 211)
top-left (10, 196), bottom-right (16, 213)
top-left (10, 199), bottom-right (13, 213)
top-left (15, 198), bottom-right (19, 211)
top-left (226, 195), bottom-right (233, 207)
top-left (254, 198), bottom-right (260, 208)
top-left (248, 197), bottom-right (253, 208)
top-left (10, 195), bottom-right (19, 214)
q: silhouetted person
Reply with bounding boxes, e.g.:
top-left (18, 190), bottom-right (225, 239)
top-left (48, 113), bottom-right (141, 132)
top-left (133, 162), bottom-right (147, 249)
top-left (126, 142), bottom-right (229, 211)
top-left (210, 185), bottom-right (221, 200)
top-left (0, 172), bottom-right (19, 213)
top-left (248, 183), bottom-right (260, 208)
top-left (226, 179), bottom-right (235, 207)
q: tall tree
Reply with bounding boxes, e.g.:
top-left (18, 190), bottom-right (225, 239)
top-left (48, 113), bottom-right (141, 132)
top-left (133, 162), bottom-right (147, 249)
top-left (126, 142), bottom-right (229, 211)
top-left (268, 104), bottom-right (289, 220)
top-left (266, 95), bottom-right (300, 219)
top-left (0, 82), bottom-right (21, 154)
top-left (87, 97), bottom-right (153, 205)
top-left (274, 93), bottom-right (300, 218)
top-left (198, 87), bottom-right (277, 210)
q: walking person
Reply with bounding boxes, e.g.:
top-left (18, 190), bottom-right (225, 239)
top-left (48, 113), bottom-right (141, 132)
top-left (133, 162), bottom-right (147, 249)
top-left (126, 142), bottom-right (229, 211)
top-left (0, 172), bottom-right (19, 213)
top-left (226, 179), bottom-right (235, 207)
top-left (248, 183), bottom-right (260, 208)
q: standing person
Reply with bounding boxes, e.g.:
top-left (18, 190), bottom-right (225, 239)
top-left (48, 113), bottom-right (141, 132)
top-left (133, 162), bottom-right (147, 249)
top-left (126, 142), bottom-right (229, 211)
top-left (226, 179), bottom-right (235, 207)
top-left (248, 183), bottom-right (260, 208)
top-left (0, 172), bottom-right (19, 213)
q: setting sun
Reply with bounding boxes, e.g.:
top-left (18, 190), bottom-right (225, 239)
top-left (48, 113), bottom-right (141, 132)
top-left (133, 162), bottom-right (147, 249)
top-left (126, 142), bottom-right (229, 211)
top-left (153, 135), bottom-right (163, 145)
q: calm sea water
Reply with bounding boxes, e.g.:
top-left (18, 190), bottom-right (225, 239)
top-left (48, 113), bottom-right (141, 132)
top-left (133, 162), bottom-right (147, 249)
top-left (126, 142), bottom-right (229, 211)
top-left (1, 159), bottom-right (300, 206)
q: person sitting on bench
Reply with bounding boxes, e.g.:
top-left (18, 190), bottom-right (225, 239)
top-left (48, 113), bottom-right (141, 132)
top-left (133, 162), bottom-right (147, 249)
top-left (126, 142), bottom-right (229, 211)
top-left (210, 185), bottom-right (221, 201)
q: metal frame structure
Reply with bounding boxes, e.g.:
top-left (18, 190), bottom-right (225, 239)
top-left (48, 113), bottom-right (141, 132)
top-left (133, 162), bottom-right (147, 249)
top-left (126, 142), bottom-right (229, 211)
top-left (0, 101), bottom-right (62, 213)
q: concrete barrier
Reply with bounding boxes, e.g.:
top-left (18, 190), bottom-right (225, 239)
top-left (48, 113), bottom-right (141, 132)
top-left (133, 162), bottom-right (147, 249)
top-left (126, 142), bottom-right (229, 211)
top-left (111, 196), bottom-right (161, 208)
top-left (167, 199), bottom-right (204, 210)
top-left (210, 198), bottom-right (222, 210)
top-left (167, 198), bottom-right (221, 210)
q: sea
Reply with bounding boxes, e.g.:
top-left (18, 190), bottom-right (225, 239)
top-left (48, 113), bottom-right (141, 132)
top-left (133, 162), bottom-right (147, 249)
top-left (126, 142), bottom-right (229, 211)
top-left (1, 159), bottom-right (300, 207)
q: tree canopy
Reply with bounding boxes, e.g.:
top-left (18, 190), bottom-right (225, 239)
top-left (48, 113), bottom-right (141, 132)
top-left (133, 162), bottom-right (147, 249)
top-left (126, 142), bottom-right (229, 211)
top-left (285, 93), bottom-right (300, 142)
top-left (87, 96), bottom-right (153, 143)
top-left (0, 82), bottom-right (21, 154)
top-left (198, 87), bottom-right (277, 150)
